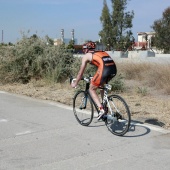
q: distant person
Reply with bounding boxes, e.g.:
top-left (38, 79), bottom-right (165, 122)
top-left (71, 41), bottom-right (117, 120)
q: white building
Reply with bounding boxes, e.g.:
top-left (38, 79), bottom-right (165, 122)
top-left (136, 31), bottom-right (155, 49)
top-left (54, 38), bottom-right (78, 46)
top-left (136, 32), bottom-right (164, 53)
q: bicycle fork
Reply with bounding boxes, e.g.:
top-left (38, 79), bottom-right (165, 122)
top-left (79, 95), bottom-right (88, 110)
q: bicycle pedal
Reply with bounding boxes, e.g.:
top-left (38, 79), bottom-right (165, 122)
top-left (101, 115), bottom-right (107, 121)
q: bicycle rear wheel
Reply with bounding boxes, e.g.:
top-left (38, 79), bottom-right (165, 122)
top-left (73, 90), bottom-right (94, 126)
top-left (105, 95), bottom-right (131, 136)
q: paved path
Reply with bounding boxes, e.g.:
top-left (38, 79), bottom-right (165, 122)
top-left (0, 91), bottom-right (170, 170)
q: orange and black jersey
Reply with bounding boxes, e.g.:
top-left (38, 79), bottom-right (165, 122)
top-left (91, 51), bottom-right (115, 67)
top-left (90, 51), bottom-right (117, 86)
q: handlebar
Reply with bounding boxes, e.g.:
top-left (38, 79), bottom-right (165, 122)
top-left (70, 76), bottom-right (112, 90)
top-left (70, 76), bottom-right (93, 85)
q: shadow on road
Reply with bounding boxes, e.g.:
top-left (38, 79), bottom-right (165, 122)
top-left (144, 118), bottom-right (165, 127)
top-left (84, 118), bottom-right (152, 138)
top-left (123, 120), bottom-right (151, 137)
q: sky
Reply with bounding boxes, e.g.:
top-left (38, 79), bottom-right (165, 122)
top-left (0, 0), bottom-right (170, 44)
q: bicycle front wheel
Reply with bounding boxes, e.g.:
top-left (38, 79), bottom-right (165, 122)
top-left (105, 95), bottom-right (131, 136)
top-left (73, 90), bottom-right (94, 126)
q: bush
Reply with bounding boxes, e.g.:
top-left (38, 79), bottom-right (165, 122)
top-left (0, 34), bottom-right (74, 83)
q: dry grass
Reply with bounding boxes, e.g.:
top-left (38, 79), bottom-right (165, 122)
top-left (117, 62), bottom-right (170, 95)
top-left (0, 62), bottom-right (170, 130)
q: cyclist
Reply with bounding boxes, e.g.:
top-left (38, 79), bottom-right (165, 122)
top-left (71, 41), bottom-right (117, 120)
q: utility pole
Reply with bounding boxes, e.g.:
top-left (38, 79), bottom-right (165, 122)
top-left (61, 29), bottom-right (64, 44)
top-left (71, 29), bottom-right (75, 45)
top-left (1, 30), bottom-right (3, 43)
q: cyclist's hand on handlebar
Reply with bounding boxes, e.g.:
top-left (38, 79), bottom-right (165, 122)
top-left (70, 78), bottom-right (78, 88)
top-left (71, 81), bottom-right (77, 88)
top-left (70, 76), bottom-right (77, 88)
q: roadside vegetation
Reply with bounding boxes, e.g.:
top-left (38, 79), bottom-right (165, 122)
top-left (0, 34), bottom-right (74, 84)
top-left (117, 62), bottom-right (170, 95)
top-left (1, 35), bottom-right (170, 95)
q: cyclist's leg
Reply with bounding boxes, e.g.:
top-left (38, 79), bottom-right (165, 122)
top-left (89, 84), bottom-right (105, 119)
top-left (90, 71), bottom-right (105, 119)
top-left (89, 83), bottom-right (101, 108)
top-left (100, 88), bottom-right (104, 101)
top-left (90, 67), bottom-right (103, 109)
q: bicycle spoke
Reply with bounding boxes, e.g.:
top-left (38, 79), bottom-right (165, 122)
top-left (105, 95), bottom-right (131, 136)
top-left (73, 91), bottom-right (93, 126)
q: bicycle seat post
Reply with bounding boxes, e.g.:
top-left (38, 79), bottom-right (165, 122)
top-left (104, 84), bottom-right (112, 91)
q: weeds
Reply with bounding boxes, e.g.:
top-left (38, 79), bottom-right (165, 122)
top-left (117, 62), bottom-right (170, 95)
top-left (137, 86), bottom-right (148, 96)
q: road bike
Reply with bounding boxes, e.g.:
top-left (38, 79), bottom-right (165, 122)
top-left (70, 76), bottom-right (131, 136)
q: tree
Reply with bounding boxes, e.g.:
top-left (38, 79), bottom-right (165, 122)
top-left (67, 40), bottom-right (75, 49)
top-left (99, 0), bottom-right (113, 50)
top-left (99, 0), bottom-right (134, 50)
top-left (45, 35), bottom-right (54, 45)
top-left (151, 7), bottom-right (170, 54)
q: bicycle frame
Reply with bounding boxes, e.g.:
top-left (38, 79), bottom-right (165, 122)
top-left (99, 85), bottom-right (116, 118)
top-left (71, 76), bottom-right (117, 118)
top-left (83, 79), bottom-right (114, 117)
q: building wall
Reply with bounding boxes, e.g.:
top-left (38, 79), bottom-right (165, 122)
top-left (73, 51), bottom-right (170, 64)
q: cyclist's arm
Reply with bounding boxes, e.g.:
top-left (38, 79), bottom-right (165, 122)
top-left (71, 54), bottom-right (91, 87)
top-left (74, 57), bottom-right (88, 84)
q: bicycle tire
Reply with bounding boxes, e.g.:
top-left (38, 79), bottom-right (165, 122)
top-left (105, 94), bottom-right (131, 136)
top-left (73, 90), bottom-right (94, 126)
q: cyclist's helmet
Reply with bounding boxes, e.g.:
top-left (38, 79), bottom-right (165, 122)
top-left (82, 41), bottom-right (96, 50)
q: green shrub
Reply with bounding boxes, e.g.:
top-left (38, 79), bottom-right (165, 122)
top-left (0, 34), bottom-right (74, 83)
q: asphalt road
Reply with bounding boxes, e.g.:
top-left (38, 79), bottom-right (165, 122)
top-left (0, 91), bottom-right (170, 170)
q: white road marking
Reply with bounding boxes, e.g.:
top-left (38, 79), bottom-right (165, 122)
top-left (16, 131), bottom-right (32, 136)
top-left (48, 101), bottom-right (73, 111)
top-left (0, 91), bottom-right (6, 93)
top-left (0, 119), bottom-right (8, 122)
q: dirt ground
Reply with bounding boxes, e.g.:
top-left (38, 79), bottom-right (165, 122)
top-left (0, 80), bottom-right (170, 130)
